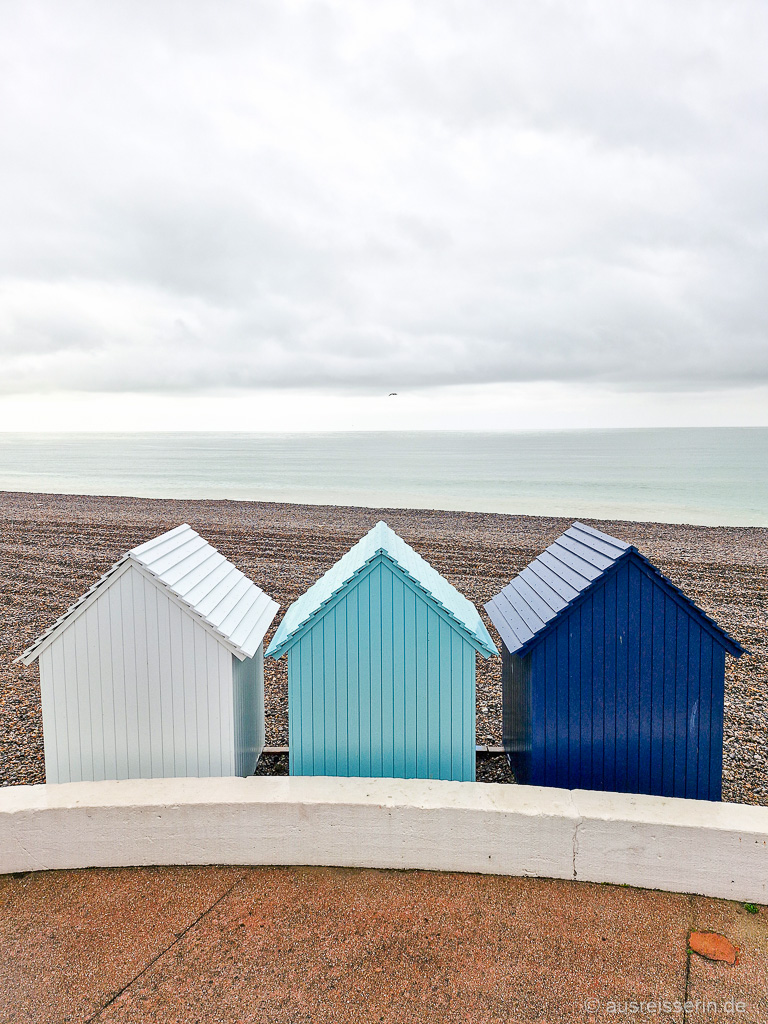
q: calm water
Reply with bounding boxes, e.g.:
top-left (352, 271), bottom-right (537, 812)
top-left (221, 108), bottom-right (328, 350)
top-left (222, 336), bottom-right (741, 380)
top-left (0, 429), bottom-right (766, 527)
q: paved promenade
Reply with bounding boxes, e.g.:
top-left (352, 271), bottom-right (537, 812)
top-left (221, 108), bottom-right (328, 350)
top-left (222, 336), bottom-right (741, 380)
top-left (1, 866), bottom-right (766, 1023)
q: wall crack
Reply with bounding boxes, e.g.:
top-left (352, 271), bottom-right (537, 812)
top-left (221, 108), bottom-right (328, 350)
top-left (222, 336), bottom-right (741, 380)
top-left (572, 817), bottom-right (584, 879)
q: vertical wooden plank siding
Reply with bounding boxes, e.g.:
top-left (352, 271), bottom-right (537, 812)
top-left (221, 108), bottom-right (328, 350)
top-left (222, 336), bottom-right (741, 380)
top-left (287, 558), bottom-right (477, 781)
top-left (579, 594), bottom-right (592, 787)
top-left (72, 614), bottom-right (91, 780)
top-left (232, 644), bottom-right (264, 777)
top-left (685, 618), bottom-right (701, 799)
top-left (69, 604), bottom-right (99, 780)
top-left (709, 645), bottom-right (725, 800)
top-left (438, 616), bottom-right (453, 779)
top-left (673, 607), bottom-right (689, 799)
top-left (403, 585), bottom-right (417, 778)
top-left (346, 586), bottom-right (360, 775)
top-left (96, 591), bottom-right (117, 781)
top-left (529, 644), bottom-right (545, 785)
top-left (615, 562), bottom-right (630, 792)
top-left (501, 648), bottom-right (513, 777)
top-left (142, 579), bottom-right (162, 778)
top-left (543, 631), bottom-right (558, 787)
top-left (381, 567), bottom-right (395, 777)
top-left (38, 647), bottom-right (60, 783)
top-left (369, 564), bottom-right (383, 778)
top-left (39, 564), bottom-right (247, 783)
top-left (287, 648), bottom-right (297, 775)
top-left (180, 610), bottom-right (198, 777)
top-left (322, 610), bottom-right (337, 776)
top-left (415, 596), bottom-right (428, 777)
top-left (131, 570), bottom-right (151, 777)
top-left (119, 571), bottom-right (140, 778)
top-left (650, 582), bottom-right (665, 795)
top-left (168, 601), bottom-right (187, 776)
top-left (335, 600), bottom-right (349, 776)
top-left (108, 579), bottom-right (129, 779)
top-left (392, 572), bottom-right (406, 777)
top-left (463, 642), bottom-right (476, 780)
top-left (625, 561), bottom-right (642, 793)
top-left (425, 604), bottom-right (442, 780)
top-left (83, 605), bottom-right (104, 780)
top-left (555, 618), bottom-right (570, 787)
top-left (662, 591), bottom-right (677, 796)
top-left (193, 616), bottom-right (209, 776)
top-left (567, 612), bottom-right (580, 784)
top-left (700, 630), bottom-right (720, 798)
top-left (156, 588), bottom-right (175, 776)
top-left (637, 571), bottom-right (654, 794)
top-left (298, 633), bottom-right (313, 775)
top-left (602, 569), bottom-right (618, 792)
top-left (357, 573), bottom-right (372, 778)
top-left (591, 582), bottom-right (605, 791)
top-left (698, 633), bottom-right (713, 800)
top-left (514, 554), bottom-right (729, 800)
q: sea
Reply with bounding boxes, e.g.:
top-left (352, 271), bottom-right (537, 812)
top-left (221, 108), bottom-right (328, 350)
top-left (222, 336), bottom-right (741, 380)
top-left (0, 428), bottom-right (766, 527)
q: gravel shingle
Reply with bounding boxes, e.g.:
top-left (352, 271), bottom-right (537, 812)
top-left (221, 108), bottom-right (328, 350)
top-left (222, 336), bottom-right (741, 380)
top-left (1, 491), bottom-right (764, 804)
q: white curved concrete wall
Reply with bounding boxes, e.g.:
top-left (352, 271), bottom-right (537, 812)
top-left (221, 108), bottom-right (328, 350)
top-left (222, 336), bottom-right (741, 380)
top-left (1, 777), bottom-right (766, 903)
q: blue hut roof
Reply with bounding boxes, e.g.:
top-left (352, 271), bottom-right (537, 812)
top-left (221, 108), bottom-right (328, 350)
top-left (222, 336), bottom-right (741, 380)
top-left (267, 521), bottom-right (497, 659)
top-left (485, 521), bottom-right (745, 659)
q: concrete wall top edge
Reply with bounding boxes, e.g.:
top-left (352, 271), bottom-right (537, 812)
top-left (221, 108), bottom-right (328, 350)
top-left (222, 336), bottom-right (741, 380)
top-left (0, 776), bottom-right (579, 818)
top-left (571, 788), bottom-right (768, 832)
top-left (2, 778), bottom-right (767, 838)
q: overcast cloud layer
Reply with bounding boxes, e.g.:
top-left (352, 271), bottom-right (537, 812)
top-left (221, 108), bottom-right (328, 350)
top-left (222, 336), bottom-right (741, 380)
top-left (1, 1), bottom-right (767, 399)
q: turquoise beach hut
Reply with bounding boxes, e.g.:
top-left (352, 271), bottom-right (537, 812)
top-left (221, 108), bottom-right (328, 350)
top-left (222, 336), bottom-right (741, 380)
top-left (267, 521), bottom-right (497, 781)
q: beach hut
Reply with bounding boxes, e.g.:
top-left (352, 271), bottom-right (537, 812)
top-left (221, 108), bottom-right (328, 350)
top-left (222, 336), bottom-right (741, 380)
top-left (19, 524), bottom-right (279, 784)
top-left (266, 521), bottom-right (497, 781)
top-left (485, 522), bottom-right (745, 800)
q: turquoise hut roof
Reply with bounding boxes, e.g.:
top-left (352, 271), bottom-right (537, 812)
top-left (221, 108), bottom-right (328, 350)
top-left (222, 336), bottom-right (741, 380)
top-left (267, 521), bottom-right (497, 659)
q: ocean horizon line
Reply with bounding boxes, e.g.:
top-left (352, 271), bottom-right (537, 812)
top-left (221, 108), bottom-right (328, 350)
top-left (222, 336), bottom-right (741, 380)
top-left (0, 425), bottom-right (766, 437)
top-left (0, 428), bottom-right (765, 529)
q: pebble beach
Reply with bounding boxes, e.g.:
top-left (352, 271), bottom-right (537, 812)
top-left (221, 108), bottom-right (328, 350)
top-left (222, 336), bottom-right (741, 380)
top-left (1, 491), bottom-right (765, 804)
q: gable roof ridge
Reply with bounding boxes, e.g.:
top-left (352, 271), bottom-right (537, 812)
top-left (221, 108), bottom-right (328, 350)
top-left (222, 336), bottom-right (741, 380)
top-left (18, 524), bottom-right (279, 665)
top-left (17, 554), bottom-right (131, 665)
top-left (485, 522), bottom-right (744, 658)
top-left (625, 547), bottom-right (745, 657)
top-left (267, 520), bottom-right (497, 658)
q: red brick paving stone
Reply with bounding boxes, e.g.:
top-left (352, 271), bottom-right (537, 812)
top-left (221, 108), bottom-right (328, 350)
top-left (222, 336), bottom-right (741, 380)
top-left (86, 867), bottom-right (692, 1024)
top-left (686, 897), bottom-right (768, 1024)
top-left (0, 865), bottom-right (244, 1024)
top-left (689, 931), bottom-right (739, 964)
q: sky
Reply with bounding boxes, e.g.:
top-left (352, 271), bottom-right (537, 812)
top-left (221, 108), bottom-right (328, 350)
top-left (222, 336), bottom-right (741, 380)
top-left (1, 0), bottom-right (767, 432)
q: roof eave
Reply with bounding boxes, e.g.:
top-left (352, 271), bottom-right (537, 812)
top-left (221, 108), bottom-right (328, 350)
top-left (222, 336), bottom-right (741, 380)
top-left (627, 547), bottom-right (747, 658)
top-left (488, 546), bottom-right (746, 659)
top-left (16, 554), bottom-right (133, 666)
top-left (18, 554), bottom-right (280, 666)
top-left (268, 550), bottom-right (498, 660)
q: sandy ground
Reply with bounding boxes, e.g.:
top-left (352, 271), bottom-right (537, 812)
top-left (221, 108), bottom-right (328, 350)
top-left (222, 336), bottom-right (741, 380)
top-left (1, 865), bottom-right (766, 1024)
top-left (1, 491), bottom-right (766, 803)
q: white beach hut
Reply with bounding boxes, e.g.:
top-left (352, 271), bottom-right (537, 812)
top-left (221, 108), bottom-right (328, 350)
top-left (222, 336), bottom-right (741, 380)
top-left (19, 524), bottom-right (279, 784)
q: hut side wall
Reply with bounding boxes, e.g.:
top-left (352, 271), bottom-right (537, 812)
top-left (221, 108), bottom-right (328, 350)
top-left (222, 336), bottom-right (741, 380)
top-left (39, 564), bottom-right (236, 783)
top-left (232, 643), bottom-right (265, 777)
top-left (287, 557), bottom-right (476, 781)
top-left (501, 650), bottom-right (532, 784)
top-left (519, 554), bottom-right (727, 800)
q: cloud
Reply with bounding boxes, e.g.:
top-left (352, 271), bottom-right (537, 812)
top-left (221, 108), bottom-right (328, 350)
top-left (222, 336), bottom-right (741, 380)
top-left (0, 0), bottom-right (767, 398)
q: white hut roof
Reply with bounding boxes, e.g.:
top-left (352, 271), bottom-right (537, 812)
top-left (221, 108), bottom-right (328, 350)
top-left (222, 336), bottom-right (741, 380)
top-left (19, 524), bottom-right (279, 665)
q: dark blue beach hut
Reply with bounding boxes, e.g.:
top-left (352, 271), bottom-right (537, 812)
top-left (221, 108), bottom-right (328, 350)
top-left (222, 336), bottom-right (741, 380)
top-left (266, 521), bottom-right (497, 781)
top-left (485, 522), bottom-right (744, 800)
